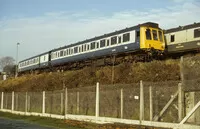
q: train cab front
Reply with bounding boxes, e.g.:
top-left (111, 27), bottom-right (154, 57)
top-left (139, 22), bottom-right (165, 59)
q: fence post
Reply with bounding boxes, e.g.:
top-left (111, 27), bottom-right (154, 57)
top-left (77, 91), bottom-right (79, 114)
top-left (42, 91), bottom-right (45, 114)
top-left (25, 92), bottom-right (28, 113)
top-left (140, 80), bottom-right (144, 123)
top-left (64, 87), bottom-right (68, 118)
top-left (120, 88), bottom-right (123, 119)
top-left (61, 92), bottom-right (63, 114)
top-left (1, 92), bottom-right (3, 109)
top-left (149, 85), bottom-right (153, 121)
top-left (95, 82), bottom-right (100, 119)
top-left (16, 93), bottom-right (18, 111)
top-left (178, 83), bottom-right (183, 122)
top-left (11, 91), bottom-right (14, 111)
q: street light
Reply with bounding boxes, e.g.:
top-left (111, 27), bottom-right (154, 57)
top-left (15, 42), bottom-right (20, 77)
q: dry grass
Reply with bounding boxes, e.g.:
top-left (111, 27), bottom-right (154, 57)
top-left (0, 59), bottom-right (180, 92)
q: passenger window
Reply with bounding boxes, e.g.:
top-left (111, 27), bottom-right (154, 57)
top-left (100, 39), bottom-right (106, 47)
top-left (159, 31), bottom-right (163, 42)
top-left (60, 51), bottom-right (64, 56)
top-left (136, 31), bottom-right (140, 39)
top-left (146, 29), bottom-right (152, 40)
top-left (107, 39), bottom-right (110, 46)
top-left (82, 45), bottom-right (84, 52)
top-left (118, 36), bottom-right (122, 43)
top-left (74, 47), bottom-right (78, 54)
top-left (91, 42), bottom-right (95, 50)
top-left (194, 28), bottom-right (200, 38)
top-left (70, 48), bottom-right (74, 55)
top-left (84, 44), bottom-right (86, 51)
top-left (87, 44), bottom-right (90, 51)
top-left (152, 30), bottom-right (158, 40)
top-left (96, 42), bottom-right (99, 49)
top-left (111, 36), bottom-right (117, 45)
top-left (171, 35), bottom-right (175, 42)
top-left (123, 33), bottom-right (130, 42)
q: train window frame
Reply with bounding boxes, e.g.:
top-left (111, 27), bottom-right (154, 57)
top-left (106, 39), bottom-right (110, 46)
top-left (100, 39), bottom-right (106, 48)
top-left (82, 45), bottom-right (84, 52)
top-left (152, 30), bottom-right (158, 41)
top-left (136, 31), bottom-right (140, 40)
top-left (83, 44), bottom-right (86, 51)
top-left (171, 35), bottom-right (175, 42)
top-left (123, 33), bottom-right (130, 42)
top-left (91, 42), bottom-right (96, 50)
top-left (74, 47), bottom-right (78, 54)
top-left (111, 36), bottom-right (117, 45)
top-left (87, 44), bottom-right (90, 51)
top-left (118, 36), bottom-right (122, 43)
top-left (159, 30), bottom-right (163, 42)
top-left (60, 50), bottom-right (64, 56)
top-left (96, 42), bottom-right (100, 49)
top-left (194, 28), bottom-right (200, 38)
top-left (146, 29), bottom-right (152, 40)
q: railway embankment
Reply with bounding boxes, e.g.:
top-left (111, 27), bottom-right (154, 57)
top-left (0, 59), bottom-right (179, 92)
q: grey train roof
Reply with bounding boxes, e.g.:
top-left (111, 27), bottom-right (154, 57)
top-left (51, 22), bottom-right (159, 51)
top-left (165, 22), bottom-right (200, 34)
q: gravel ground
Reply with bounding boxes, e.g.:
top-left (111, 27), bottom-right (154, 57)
top-left (0, 117), bottom-right (55, 129)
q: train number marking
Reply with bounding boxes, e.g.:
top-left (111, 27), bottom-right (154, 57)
top-left (176, 45), bottom-right (184, 48)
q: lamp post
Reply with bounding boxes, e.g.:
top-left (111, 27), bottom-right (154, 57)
top-left (15, 42), bottom-right (20, 77)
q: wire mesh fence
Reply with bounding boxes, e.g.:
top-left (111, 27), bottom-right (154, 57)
top-left (45, 90), bottom-right (64, 115)
top-left (14, 92), bottom-right (26, 112)
top-left (28, 92), bottom-right (42, 113)
top-left (3, 92), bottom-right (12, 110)
top-left (144, 81), bottom-right (179, 122)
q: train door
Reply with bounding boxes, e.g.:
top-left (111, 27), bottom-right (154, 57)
top-left (136, 29), bottom-right (140, 43)
top-left (48, 51), bottom-right (52, 66)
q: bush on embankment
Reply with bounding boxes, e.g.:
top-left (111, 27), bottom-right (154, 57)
top-left (0, 59), bottom-right (180, 92)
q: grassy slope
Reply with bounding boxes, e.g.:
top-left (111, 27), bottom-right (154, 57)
top-left (0, 111), bottom-right (171, 129)
top-left (0, 59), bottom-right (180, 92)
top-left (0, 112), bottom-right (85, 129)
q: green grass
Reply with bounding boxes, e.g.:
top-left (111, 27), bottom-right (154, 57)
top-left (0, 111), bottom-right (85, 129)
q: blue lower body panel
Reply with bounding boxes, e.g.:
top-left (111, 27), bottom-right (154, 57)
top-left (51, 42), bottom-right (140, 66)
top-left (19, 64), bottom-right (39, 72)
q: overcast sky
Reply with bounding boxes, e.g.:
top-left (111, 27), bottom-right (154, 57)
top-left (0, 0), bottom-right (200, 61)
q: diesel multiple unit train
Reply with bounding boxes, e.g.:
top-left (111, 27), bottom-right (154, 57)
top-left (18, 22), bottom-right (200, 73)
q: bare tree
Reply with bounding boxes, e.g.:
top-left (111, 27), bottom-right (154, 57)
top-left (0, 56), bottom-right (15, 74)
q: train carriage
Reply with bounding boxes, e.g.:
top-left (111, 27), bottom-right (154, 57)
top-left (50, 22), bottom-right (165, 67)
top-left (165, 22), bottom-right (200, 54)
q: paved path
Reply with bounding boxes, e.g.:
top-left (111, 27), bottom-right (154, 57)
top-left (0, 117), bottom-right (55, 129)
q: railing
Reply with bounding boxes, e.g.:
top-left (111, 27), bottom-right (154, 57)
top-left (1, 80), bottom-right (200, 129)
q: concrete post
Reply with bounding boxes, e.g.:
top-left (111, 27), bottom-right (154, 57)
top-left (120, 88), bottom-right (123, 119)
top-left (25, 92), bottom-right (28, 113)
top-left (149, 86), bottom-right (153, 121)
top-left (140, 80), bottom-right (144, 122)
top-left (42, 91), bottom-right (45, 114)
top-left (77, 91), bottom-right (79, 114)
top-left (95, 82), bottom-right (100, 119)
top-left (65, 88), bottom-right (68, 117)
top-left (11, 91), bottom-right (14, 111)
top-left (16, 93), bottom-right (18, 111)
top-left (1, 92), bottom-right (4, 109)
top-left (178, 83), bottom-right (183, 122)
top-left (61, 92), bottom-right (63, 114)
